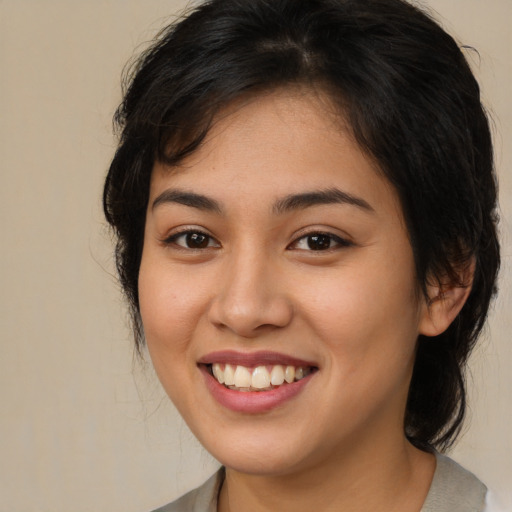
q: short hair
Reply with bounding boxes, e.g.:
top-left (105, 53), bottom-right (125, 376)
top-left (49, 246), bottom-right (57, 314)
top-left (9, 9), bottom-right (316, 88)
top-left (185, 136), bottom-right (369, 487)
top-left (103, 0), bottom-right (500, 451)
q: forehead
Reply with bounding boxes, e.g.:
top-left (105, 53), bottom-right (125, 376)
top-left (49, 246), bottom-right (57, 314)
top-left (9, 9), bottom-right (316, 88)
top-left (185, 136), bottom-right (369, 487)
top-left (150, 88), bottom-right (401, 218)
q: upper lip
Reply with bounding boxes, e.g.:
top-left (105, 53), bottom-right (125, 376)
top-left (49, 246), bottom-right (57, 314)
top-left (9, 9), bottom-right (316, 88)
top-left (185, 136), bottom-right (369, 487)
top-left (197, 350), bottom-right (318, 368)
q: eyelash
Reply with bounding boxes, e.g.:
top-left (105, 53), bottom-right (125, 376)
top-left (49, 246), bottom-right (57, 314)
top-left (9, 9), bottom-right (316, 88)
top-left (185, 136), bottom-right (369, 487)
top-left (162, 229), bottom-right (220, 250)
top-left (288, 232), bottom-right (353, 252)
top-left (162, 229), bottom-right (352, 252)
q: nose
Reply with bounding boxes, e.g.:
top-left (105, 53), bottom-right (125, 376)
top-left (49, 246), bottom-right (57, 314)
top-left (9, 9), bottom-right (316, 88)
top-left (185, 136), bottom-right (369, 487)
top-left (207, 250), bottom-right (293, 338)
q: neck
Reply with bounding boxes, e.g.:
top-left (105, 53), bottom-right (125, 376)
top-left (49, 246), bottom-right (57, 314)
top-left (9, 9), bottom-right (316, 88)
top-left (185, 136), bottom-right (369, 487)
top-left (218, 437), bottom-right (435, 512)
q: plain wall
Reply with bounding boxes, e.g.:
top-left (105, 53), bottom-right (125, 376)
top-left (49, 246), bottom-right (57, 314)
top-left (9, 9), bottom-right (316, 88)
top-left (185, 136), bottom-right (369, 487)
top-left (0, 1), bottom-right (510, 510)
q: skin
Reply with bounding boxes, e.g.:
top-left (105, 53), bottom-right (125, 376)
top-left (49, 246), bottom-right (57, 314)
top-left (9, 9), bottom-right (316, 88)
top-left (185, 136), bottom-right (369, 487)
top-left (138, 89), bottom-right (467, 511)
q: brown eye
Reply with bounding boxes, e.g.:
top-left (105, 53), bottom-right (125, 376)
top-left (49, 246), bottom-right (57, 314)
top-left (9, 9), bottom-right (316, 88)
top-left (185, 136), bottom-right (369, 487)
top-left (186, 232), bottom-right (210, 248)
top-left (290, 232), bottom-right (352, 251)
top-left (165, 230), bottom-right (220, 249)
top-left (307, 234), bottom-right (332, 250)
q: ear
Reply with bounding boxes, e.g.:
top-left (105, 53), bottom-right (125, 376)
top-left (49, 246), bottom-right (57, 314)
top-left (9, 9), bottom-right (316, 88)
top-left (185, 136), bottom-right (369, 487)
top-left (418, 261), bottom-right (474, 337)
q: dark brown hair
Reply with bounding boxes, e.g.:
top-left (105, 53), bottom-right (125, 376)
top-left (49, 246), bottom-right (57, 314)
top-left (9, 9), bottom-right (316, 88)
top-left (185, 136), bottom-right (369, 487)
top-left (104, 0), bottom-right (500, 451)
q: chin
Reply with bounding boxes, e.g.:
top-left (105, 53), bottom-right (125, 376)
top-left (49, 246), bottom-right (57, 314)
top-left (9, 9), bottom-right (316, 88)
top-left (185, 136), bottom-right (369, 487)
top-left (193, 424), bottom-right (317, 476)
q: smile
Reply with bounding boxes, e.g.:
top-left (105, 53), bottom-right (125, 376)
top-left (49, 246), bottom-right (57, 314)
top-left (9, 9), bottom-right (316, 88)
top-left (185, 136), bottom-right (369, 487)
top-left (208, 363), bottom-right (314, 391)
top-left (198, 351), bottom-right (318, 413)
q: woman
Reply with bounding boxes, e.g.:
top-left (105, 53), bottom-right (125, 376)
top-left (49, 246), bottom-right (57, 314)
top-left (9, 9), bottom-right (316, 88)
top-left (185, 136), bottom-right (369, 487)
top-left (103, 0), bottom-right (501, 510)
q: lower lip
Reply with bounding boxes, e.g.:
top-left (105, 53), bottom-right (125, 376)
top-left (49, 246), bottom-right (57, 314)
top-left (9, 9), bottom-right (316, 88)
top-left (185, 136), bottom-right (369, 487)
top-left (200, 366), bottom-right (314, 414)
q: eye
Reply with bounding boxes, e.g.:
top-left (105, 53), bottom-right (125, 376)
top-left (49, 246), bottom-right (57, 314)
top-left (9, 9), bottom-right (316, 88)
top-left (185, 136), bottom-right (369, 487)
top-left (164, 230), bottom-right (220, 249)
top-left (290, 232), bottom-right (352, 251)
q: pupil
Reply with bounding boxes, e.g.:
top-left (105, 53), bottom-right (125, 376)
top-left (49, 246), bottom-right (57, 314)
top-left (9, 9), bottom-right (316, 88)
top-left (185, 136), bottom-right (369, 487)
top-left (308, 234), bottom-right (331, 250)
top-left (187, 233), bottom-right (209, 248)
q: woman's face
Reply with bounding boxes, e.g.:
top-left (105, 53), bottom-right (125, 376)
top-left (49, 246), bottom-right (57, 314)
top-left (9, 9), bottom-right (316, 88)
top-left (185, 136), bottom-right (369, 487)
top-left (139, 89), bottom-right (431, 475)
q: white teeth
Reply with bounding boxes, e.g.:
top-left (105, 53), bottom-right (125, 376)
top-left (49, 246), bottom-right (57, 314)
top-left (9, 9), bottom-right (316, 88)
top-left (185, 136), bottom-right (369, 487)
top-left (210, 363), bottom-right (314, 390)
top-left (284, 365), bottom-right (295, 383)
top-left (223, 364), bottom-right (235, 386)
top-left (212, 363), bottom-right (224, 384)
top-left (233, 365), bottom-right (252, 388)
top-left (270, 365), bottom-right (285, 386)
top-left (251, 366), bottom-right (271, 389)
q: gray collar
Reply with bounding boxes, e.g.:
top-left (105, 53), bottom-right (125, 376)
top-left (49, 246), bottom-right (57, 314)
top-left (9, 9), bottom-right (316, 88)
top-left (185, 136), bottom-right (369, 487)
top-left (152, 454), bottom-right (486, 512)
top-left (421, 453), bottom-right (487, 512)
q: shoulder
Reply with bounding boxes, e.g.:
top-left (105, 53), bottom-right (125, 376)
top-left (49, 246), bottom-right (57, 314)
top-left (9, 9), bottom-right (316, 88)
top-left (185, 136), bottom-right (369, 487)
top-left (150, 469), bottom-right (224, 512)
top-left (422, 454), bottom-right (488, 512)
top-left (484, 490), bottom-right (509, 512)
top-left (150, 460), bottom-right (500, 512)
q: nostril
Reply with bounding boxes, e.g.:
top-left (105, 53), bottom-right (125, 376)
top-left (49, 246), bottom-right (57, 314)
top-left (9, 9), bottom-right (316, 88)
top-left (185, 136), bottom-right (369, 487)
top-left (207, 291), bottom-right (294, 337)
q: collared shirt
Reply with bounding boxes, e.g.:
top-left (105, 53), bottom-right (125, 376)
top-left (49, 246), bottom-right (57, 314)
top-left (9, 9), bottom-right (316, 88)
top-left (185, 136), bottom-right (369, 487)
top-left (152, 454), bottom-right (495, 512)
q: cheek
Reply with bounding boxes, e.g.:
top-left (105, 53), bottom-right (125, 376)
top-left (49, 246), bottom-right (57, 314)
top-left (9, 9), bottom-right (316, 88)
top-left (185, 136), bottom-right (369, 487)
top-left (138, 261), bottom-right (207, 412)
top-left (138, 258), bottom-right (204, 359)
top-left (296, 257), bottom-right (421, 370)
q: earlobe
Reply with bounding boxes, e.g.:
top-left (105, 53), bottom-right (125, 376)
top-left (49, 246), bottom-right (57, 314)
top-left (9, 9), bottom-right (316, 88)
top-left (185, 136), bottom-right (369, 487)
top-left (419, 263), bottom-right (474, 337)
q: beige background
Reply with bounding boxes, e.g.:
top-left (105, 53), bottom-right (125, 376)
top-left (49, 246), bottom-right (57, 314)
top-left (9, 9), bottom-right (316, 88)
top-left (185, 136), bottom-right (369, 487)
top-left (0, 1), bottom-right (510, 510)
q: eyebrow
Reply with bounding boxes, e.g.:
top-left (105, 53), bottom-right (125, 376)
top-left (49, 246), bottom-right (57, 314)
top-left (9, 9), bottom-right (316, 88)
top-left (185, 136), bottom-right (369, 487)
top-left (151, 187), bottom-right (374, 215)
top-left (152, 189), bottom-right (222, 213)
top-left (273, 188), bottom-right (375, 214)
